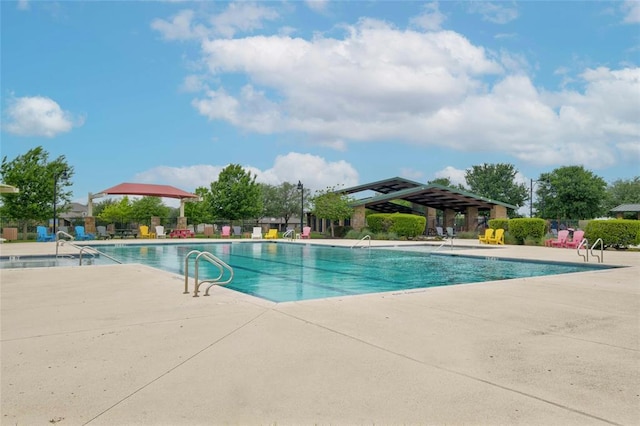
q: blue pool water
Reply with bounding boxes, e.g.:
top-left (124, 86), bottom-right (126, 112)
top-left (90, 242), bottom-right (614, 302)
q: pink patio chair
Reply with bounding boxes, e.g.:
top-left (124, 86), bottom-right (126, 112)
top-left (300, 226), bottom-right (311, 239)
top-left (564, 230), bottom-right (586, 249)
top-left (550, 230), bottom-right (569, 248)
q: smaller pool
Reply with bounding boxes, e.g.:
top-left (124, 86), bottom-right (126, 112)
top-left (0, 255), bottom-right (114, 269)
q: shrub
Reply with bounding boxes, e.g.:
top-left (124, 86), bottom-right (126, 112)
top-left (332, 225), bottom-right (352, 238)
top-left (388, 213), bottom-right (426, 237)
top-left (508, 218), bottom-right (546, 245)
top-left (488, 218), bottom-right (509, 230)
top-left (366, 213), bottom-right (425, 237)
top-left (366, 214), bottom-right (391, 233)
top-left (456, 231), bottom-right (476, 239)
top-left (585, 220), bottom-right (640, 249)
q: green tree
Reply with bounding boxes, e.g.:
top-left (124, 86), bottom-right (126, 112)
top-left (465, 163), bottom-right (527, 217)
top-left (261, 182), bottom-right (311, 229)
top-left (184, 186), bottom-right (215, 224)
top-left (209, 164), bottom-right (262, 223)
top-left (311, 186), bottom-right (354, 237)
top-left (603, 177), bottom-right (640, 218)
top-left (130, 196), bottom-right (170, 224)
top-left (535, 166), bottom-right (607, 220)
top-left (0, 146), bottom-right (73, 239)
top-left (92, 198), bottom-right (117, 220)
top-left (428, 177), bottom-right (466, 190)
top-left (97, 197), bottom-right (133, 226)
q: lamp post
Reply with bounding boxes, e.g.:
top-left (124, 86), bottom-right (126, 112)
top-left (53, 170), bottom-right (68, 235)
top-left (530, 178), bottom-right (547, 218)
top-left (297, 180), bottom-right (304, 232)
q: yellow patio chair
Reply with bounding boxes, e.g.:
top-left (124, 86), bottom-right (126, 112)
top-left (487, 228), bottom-right (504, 245)
top-left (264, 229), bottom-right (278, 239)
top-left (139, 225), bottom-right (156, 239)
top-left (478, 228), bottom-right (494, 244)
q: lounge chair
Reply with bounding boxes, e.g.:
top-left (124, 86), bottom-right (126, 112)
top-left (96, 226), bottom-right (110, 239)
top-left (221, 226), bottom-right (231, 238)
top-left (74, 226), bottom-right (95, 241)
top-left (233, 226), bottom-right (242, 237)
top-left (300, 226), bottom-right (311, 239)
top-left (564, 230), bottom-right (585, 249)
top-left (487, 228), bottom-right (504, 245)
top-left (36, 226), bottom-right (55, 242)
top-left (435, 227), bottom-right (446, 238)
top-left (155, 225), bottom-right (166, 238)
top-left (139, 225), bottom-right (156, 239)
top-left (446, 227), bottom-right (456, 238)
top-left (264, 229), bottom-right (278, 239)
top-left (550, 230), bottom-right (569, 248)
top-left (478, 229), bottom-right (494, 244)
top-left (251, 227), bottom-right (262, 239)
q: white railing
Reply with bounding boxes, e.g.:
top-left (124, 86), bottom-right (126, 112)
top-left (56, 238), bottom-right (122, 265)
top-left (351, 235), bottom-right (371, 249)
top-left (183, 250), bottom-right (234, 297)
top-left (282, 229), bottom-right (295, 240)
top-left (590, 238), bottom-right (604, 263)
top-left (577, 238), bottom-right (589, 262)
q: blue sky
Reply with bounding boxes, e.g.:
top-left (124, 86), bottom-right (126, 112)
top-left (2, 0), bottom-right (639, 210)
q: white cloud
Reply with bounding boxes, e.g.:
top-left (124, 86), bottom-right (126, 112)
top-left (622, 0), bottom-right (640, 23)
top-left (3, 95), bottom-right (83, 137)
top-left (305, 0), bottom-right (329, 13)
top-left (433, 166), bottom-right (467, 187)
top-left (410, 2), bottom-right (446, 31)
top-left (467, 1), bottom-right (519, 24)
top-left (151, 9), bottom-right (207, 41)
top-left (17, 0), bottom-right (29, 11)
top-left (400, 168), bottom-right (424, 182)
top-left (132, 152), bottom-right (359, 195)
top-left (157, 10), bottom-right (639, 173)
top-left (210, 2), bottom-right (279, 38)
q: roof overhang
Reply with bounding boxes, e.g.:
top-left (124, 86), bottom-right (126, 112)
top-left (95, 183), bottom-right (199, 200)
top-left (348, 183), bottom-right (517, 213)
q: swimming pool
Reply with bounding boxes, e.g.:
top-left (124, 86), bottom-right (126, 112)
top-left (93, 242), bottom-right (615, 303)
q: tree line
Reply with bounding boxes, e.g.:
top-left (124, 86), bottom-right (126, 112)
top-left (1, 147), bottom-right (639, 240)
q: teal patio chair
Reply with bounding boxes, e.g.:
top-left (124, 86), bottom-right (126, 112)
top-left (75, 226), bottom-right (95, 241)
top-left (36, 226), bottom-right (55, 242)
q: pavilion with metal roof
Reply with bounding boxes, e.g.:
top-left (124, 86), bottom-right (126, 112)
top-left (331, 177), bottom-right (517, 233)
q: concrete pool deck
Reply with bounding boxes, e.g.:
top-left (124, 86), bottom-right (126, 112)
top-left (1, 238), bottom-right (638, 425)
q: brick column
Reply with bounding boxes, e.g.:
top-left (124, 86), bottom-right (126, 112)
top-left (426, 207), bottom-right (437, 232)
top-left (177, 217), bottom-right (187, 230)
top-left (444, 209), bottom-right (456, 228)
top-left (465, 207), bottom-right (478, 232)
top-left (151, 216), bottom-right (160, 228)
top-left (490, 205), bottom-right (507, 219)
top-left (84, 216), bottom-right (96, 234)
top-left (351, 205), bottom-right (366, 231)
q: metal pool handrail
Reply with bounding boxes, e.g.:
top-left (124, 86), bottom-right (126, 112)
top-left (577, 238), bottom-right (589, 262)
top-left (56, 239), bottom-right (122, 265)
top-left (590, 238), bottom-right (604, 263)
top-left (351, 235), bottom-right (371, 249)
top-left (183, 250), bottom-right (234, 297)
top-left (55, 230), bottom-right (75, 256)
top-left (282, 229), bottom-right (295, 240)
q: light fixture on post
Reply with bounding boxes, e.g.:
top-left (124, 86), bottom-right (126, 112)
top-left (53, 169), bottom-right (68, 235)
top-left (297, 180), bottom-right (304, 232)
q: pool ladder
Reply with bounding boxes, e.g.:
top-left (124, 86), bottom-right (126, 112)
top-left (56, 231), bottom-right (122, 265)
top-left (183, 250), bottom-right (234, 297)
top-left (577, 238), bottom-right (604, 263)
top-left (351, 235), bottom-right (371, 249)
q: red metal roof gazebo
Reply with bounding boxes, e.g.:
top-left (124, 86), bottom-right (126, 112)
top-left (88, 182), bottom-right (199, 217)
